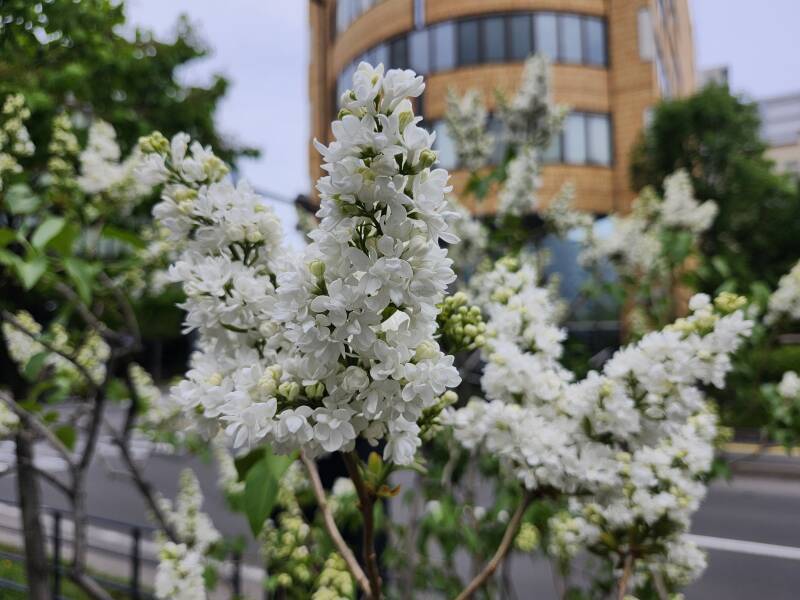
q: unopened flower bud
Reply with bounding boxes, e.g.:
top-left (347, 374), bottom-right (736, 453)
top-left (418, 148), bottom-right (436, 169)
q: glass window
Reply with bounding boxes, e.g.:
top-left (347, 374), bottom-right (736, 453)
top-left (559, 15), bottom-right (582, 63)
top-left (587, 114), bottom-right (611, 165)
top-left (432, 22), bottom-right (456, 71)
top-left (509, 14), bottom-right (532, 61)
top-left (542, 134), bottom-right (561, 164)
top-left (390, 36), bottom-right (408, 69)
top-left (458, 19), bottom-right (480, 66)
top-left (483, 16), bottom-right (506, 62)
top-left (432, 120), bottom-right (458, 170)
top-left (534, 13), bottom-right (558, 59)
top-left (584, 17), bottom-right (606, 65)
top-left (409, 29), bottom-right (430, 74)
top-left (638, 8), bottom-right (655, 60)
top-left (374, 43), bottom-right (390, 68)
top-left (563, 113), bottom-right (587, 164)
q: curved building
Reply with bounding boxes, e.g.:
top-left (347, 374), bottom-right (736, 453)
top-left (309, 0), bottom-right (695, 214)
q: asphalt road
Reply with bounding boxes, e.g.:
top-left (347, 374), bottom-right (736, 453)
top-left (0, 438), bottom-right (798, 599)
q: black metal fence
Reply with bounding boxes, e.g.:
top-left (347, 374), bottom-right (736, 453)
top-left (0, 499), bottom-right (245, 599)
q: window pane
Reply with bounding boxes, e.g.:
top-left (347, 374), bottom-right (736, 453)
top-left (584, 17), bottom-right (606, 65)
top-left (564, 113), bottom-right (586, 164)
top-left (587, 114), bottom-right (611, 165)
top-left (560, 15), bottom-right (582, 63)
top-left (534, 14), bottom-right (558, 59)
top-left (433, 120), bottom-right (458, 170)
top-left (484, 16), bottom-right (506, 62)
top-left (432, 23), bottom-right (456, 71)
top-left (409, 30), bottom-right (430, 74)
top-left (638, 8), bottom-right (655, 60)
top-left (374, 43), bottom-right (390, 68)
top-left (390, 36), bottom-right (408, 69)
top-left (458, 20), bottom-right (480, 66)
top-left (509, 14), bottom-right (532, 60)
top-left (542, 134), bottom-right (561, 163)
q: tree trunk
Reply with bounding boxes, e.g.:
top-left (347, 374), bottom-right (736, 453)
top-left (15, 428), bottom-right (50, 600)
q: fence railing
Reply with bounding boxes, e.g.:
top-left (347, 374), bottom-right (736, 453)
top-left (0, 498), bottom-right (246, 599)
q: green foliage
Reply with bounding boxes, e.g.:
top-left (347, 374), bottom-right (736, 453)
top-left (237, 447), bottom-right (295, 535)
top-left (0, 0), bottom-right (256, 167)
top-left (631, 83), bottom-right (800, 294)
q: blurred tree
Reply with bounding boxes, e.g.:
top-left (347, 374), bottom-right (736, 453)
top-left (0, 0), bottom-right (257, 168)
top-left (631, 83), bottom-right (800, 296)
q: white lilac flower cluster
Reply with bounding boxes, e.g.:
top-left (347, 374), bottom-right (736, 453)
top-left (494, 55), bottom-right (565, 218)
top-left (542, 183), bottom-right (593, 237)
top-left (497, 55), bottom-right (567, 150)
top-left (0, 94), bottom-right (35, 190)
top-left (442, 55), bottom-right (566, 219)
top-left (444, 196), bottom-right (489, 280)
top-left (2, 311), bottom-right (110, 386)
top-left (581, 170), bottom-right (717, 273)
top-left (148, 63), bottom-right (460, 466)
top-left (444, 89), bottom-right (493, 171)
top-left (778, 371), bottom-right (800, 400)
top-left (77, 121), bottom-right (159, 213)
top-left (155, 470), bottom-right (221, 600)
top-left (449, 279), bottom-right (752, 588)
top-left (0, 402), bottom-right (19, 438)
top-left (497, 145), bottom-right (541, 217)
top-left (765, 259), bottom-right (800, 325)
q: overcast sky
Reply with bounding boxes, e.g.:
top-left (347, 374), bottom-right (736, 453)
top-left (125, 0), bottom-right (799, 203)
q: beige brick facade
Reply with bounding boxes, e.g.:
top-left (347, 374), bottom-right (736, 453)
top-left (309, 0), bottom-right (695, 214)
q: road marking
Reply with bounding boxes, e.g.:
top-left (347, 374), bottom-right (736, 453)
top-left (688, 534), bottom-right (800, 561)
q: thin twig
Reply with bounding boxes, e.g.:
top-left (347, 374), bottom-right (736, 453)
top-left (617, 553), bottom-right (634, 600)
top-left (454, 490), bottom-right (535, 600)
top-left (300, 451), bottom-right (372, 598)
top-left (69, 570), bottom-right (113, 600)
top-left (33, 467), bottom-right (72, 498)
top-left (103, 419), bottom-right (178, 542)
top-left (1, 311), bottom-right (100, 393)
top-left (343, 451), bottom-right (382, 600)
top-left (0, 390), bottom-right (76, 469)
top-left (53, 282), bottom-right (123, 345)
top-left (98, 273), bottom-right (141, 348)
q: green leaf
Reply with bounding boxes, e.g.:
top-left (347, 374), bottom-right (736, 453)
top-left (63, 257), bottom-right (96, 303)
top-left (711, 256), bottom-right (731, 279)
top-left (102, 225), bottom-right (146, 249)
top-left (23, 351), bottom-right (49, 381)
top-left (234, 447), bottom-right (265, 481)
top-left (54, 424), bottom-right (77, 451)
top-left (242, 449), bottom-right (293, 535)
top-left (4, 184), bottom-right (41, 215)
top-left (16, 256), bottom-right (47, 289)
top-left (48, 222), bottom-right (80, 256)
top-left (0, 249), bottom-right (22, 269)
top-left (0, 228), bottom-right (17, 247)
top-left (31, 217), bottom-right (66, 249)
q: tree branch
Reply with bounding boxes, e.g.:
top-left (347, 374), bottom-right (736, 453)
top-left (0, 390), bottom-right (76, 470)
top-left (1, 311), bottom-right (100, 393)
top-left (103, 419), bottom-right (178, 542)
top-left (342, 451), bottom-right (382, 600)
top-left (454, 490), bottom-right (535, 600)
top-left (98, 273), bottom-right (141, 349)
top-left (617, 553), bottom-right (634, 600)
top-left (300, 450), bottom-right (372, 598)
top-left (69, 570), bottom-right (113, 600)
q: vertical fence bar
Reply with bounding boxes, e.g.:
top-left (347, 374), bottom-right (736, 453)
top-left (231, 551), bottom-right (241, 598)
top-left (131, 527), bottom-right (141, 599)
top-left (51, 510), bottom-right (61, 600)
